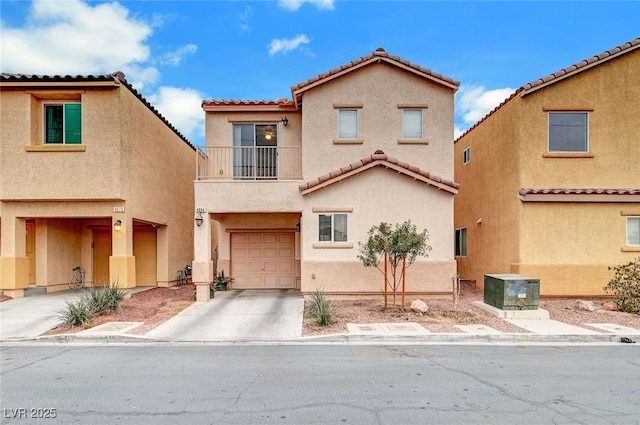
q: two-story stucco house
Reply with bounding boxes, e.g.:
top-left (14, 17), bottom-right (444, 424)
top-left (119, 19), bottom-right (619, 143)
top-left (192, 49), bottom-right (460, 301)
top-left (0, 72), bottom-right (195, 297)
top-left (454, 38), bottom-right (640, 296)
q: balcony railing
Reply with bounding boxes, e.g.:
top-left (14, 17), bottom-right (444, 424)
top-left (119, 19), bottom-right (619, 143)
top-left (197, 146), bottom-right (302, 180)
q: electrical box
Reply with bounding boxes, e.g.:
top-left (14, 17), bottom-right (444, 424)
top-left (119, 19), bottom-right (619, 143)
top-left (483, 274), bottom-right (540, 310)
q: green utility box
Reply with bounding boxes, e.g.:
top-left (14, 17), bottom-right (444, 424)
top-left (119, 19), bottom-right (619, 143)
top-left (483, 274), bottom-right (540, 310)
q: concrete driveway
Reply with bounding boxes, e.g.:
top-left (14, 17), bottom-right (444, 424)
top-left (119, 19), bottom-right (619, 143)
top-left (145, 289), bottom-right (305, 342)
top-left (0, 291), bottom-right (85, 340)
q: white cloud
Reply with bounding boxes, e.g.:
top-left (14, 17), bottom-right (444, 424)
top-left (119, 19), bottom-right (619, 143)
top-left (278, 0), bottom-right (335, 11)
top-left (269, 34), bottom-right (310, 55)
top-left (239, 5), bottom-right (253, 31)
top-left (147, 87), bottom-right (205, 142)
top-left (160, 44), bottom-right (198, 66)
top-left (0, 0), bottom-right (156, 84)
top-left (456, 85), bottom-right (515, 126)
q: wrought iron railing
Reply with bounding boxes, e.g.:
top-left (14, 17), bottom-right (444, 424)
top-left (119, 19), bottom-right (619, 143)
top-left (197, 146), bottom-right (302, 180)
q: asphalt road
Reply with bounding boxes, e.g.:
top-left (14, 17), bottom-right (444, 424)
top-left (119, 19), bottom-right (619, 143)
top-left (1, 344), bottom-right (639, 424)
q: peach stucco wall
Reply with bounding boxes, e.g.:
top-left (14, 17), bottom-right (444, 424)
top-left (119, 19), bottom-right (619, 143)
top-left (0, 82), bottom-right (195, 292)
top-left (454, 49), bottom-right (640, 296)
top-left (300, 62), bottom-right (455, 181)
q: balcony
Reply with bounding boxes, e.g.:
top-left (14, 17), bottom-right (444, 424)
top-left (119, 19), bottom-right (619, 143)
top-left (197, 146), bottom-right (302, 181)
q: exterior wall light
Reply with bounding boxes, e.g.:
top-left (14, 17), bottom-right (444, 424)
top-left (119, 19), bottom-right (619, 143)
top-left (114, 220), bottom-right (122, 232)
top-left (195, 211), bottom-right (204, 227)
top-left (282, 116), bottom-right (289, 127)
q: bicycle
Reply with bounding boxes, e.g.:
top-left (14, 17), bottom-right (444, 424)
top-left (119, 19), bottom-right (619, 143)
top-left (69, 266), bottom-right (85, 289)
top-left (176, 264), bottom-right (192, 286)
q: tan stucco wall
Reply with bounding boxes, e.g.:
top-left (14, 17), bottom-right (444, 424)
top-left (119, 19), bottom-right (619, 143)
top-left (454, 96), bottom-right (522, 287)
top-left (454, 49), bottom-right (640, 296)
top-left (0, 82), bottom-right (195, 291)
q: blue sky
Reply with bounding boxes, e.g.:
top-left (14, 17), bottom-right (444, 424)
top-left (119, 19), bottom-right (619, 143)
top-left (1, 0), bottom-right (639, 146)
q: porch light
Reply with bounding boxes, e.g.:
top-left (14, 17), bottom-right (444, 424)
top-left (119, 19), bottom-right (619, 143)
top-left (114, 220), bottom-right (122, 232)
top-left (282, 116), bottom-right (289, 127)
top-left (195, 211), bottom-right (204, 227)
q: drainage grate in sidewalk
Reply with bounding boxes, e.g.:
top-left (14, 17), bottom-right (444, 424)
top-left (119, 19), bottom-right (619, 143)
top-left (346, 323), bottom-right (430, 335)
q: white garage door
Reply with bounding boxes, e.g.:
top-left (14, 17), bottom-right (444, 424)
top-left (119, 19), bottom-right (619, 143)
top-left (231, 232), bottom-right (295, 289)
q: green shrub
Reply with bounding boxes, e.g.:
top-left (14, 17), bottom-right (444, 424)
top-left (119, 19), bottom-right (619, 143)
top-left (87, 284), bottom-right (127, 314)
top-left (604, 257), bottom-right (640, 315)
top-left (309, 288), bottom-right (335, 326)
top-left (57, 283), bottom-right (127, 328)
top-left (57, 298), bottom-right (96, 327)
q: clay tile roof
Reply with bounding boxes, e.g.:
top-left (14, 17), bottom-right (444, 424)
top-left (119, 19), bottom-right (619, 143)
top-left (290, 49), bottom-right (459, 101)
top-left (0, 72), bottom-right (193, 149)
top-left (298, 150), bottom-right (460, 194)
top-left (201, 99), bottom-right (295, 107)
top-left (519, 188), bottom-right (640, 196)
top-left (455, 37), bottom-right (640, 144)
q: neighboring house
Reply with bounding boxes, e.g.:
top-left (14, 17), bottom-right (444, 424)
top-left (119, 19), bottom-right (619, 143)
top-left (193, 48), bottom-right (460, 301)
top-left (454, 38), bottom-right (640, 296)
top-left (0, 72), bottom-right (195, 297)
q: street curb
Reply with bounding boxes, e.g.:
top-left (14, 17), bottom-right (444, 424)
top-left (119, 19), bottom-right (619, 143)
top-left (2, 332), bottom-right (639, 345)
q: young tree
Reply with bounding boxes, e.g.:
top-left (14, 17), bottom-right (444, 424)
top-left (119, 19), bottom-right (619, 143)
top-left (358, 220), bottom-right (431, 309)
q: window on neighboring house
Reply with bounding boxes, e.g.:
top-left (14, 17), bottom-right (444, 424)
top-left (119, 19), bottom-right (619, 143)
top-left (627, 217), bottom-right (640, 246)
top-left (403, 109), bottom-right (423, 139)
top-left (318, 213), bottom-right (348, 242)
top-left (338, 110), bottom-right (358, 139)
top-left (455, 228), bottom-right (468, 257)
top-left (463, 147), bottom-right (471, 164)
top-left (548, 112), bottom-right (588, 152)
top-left (232, 123), bottom-right (278, 179)
top-left (44, 103), bottom-right (82, 144)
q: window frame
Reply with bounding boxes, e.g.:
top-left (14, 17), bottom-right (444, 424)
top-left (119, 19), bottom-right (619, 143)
top-left (338, 109), bottom-right (359, 139)
top-left (463, 147), bottom-right (471, 164)
top-left (627, 216), bottom-right (640, 247)
top-left (318, 213), bottom-right (348, 243)
top-left (455, 227), bottom-right (468, 257)
top-left (43, 102), bottom-right (82, 145)
top-left (547, 111), bottom-right (589, 153)
top-left (402, 109), bottom-right (423, 139)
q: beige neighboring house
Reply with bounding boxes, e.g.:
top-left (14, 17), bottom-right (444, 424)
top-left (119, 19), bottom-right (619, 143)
top-left (192, 48), bottom-right (460, 301)
top-left (454, 38), bottom-right (640, 296)
top-left (0, 72), bottom-right (195, 297)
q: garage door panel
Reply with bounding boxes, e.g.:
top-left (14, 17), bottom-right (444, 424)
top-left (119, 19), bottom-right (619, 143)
top-left (232, 232), bottom-right (295, 289)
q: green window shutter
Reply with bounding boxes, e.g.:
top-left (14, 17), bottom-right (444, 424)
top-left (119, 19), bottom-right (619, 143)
top-left (64, 104), bottom-right (82, 144)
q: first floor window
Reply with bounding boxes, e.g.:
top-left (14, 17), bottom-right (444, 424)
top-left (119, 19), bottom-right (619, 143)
top-left (45, 103), bottom-right (82, 144)
top-left (319, 213), bottom-right (348, 242)
top-left (403, 109), bottom-right (423, 139)
top-left (548, 112), bottom-right (588, 152)
top-left (338, 109), bottom-right (358, 139)
top-left (627, 217), bottom-right (640, 246)
top-left (455, 228), bottom-right (467, 257)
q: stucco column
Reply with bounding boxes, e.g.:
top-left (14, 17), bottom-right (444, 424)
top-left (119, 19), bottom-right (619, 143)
top-left (193, 212), bottom-right (213, 301)
top-left (110, 216), bottom-right (136, 289)
top-left (0, 216), bottom-right (29, 297)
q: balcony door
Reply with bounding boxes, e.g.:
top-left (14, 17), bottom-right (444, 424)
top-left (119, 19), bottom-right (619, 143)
top-left (233, 124), bottom-right (278, 180)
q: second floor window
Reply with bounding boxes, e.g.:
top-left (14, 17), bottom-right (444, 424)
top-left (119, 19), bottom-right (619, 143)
top-left (403, 109), bottom-right (423, 139)
top-left (233, 123), bottom-right (278, 179)
top-left (338, 109), bottom-right (358, 139)
top-left (548, 112), bottom-right (588, 152)
top-left (45, 103), bottom-right (82, 144)
top-left (463, 147), bottom-right (471, 164)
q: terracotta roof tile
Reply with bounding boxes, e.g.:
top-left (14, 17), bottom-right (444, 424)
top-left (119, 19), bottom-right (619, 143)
top-left (201, 99), bottom-right (295, 107)
top-left (291, 48), bottom-right (459, 94)
top-left (455, 37), bottom-right (639, 144)
top-left (519, 188), bottom-right (640, 196)
top-left (299, 150), bottom-right (460, 193)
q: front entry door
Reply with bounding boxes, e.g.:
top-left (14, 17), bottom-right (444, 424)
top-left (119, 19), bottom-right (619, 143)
top-left (26, 220), bottom-right (36, 284)
top-left (93, 229), bottom-right (112, 287)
